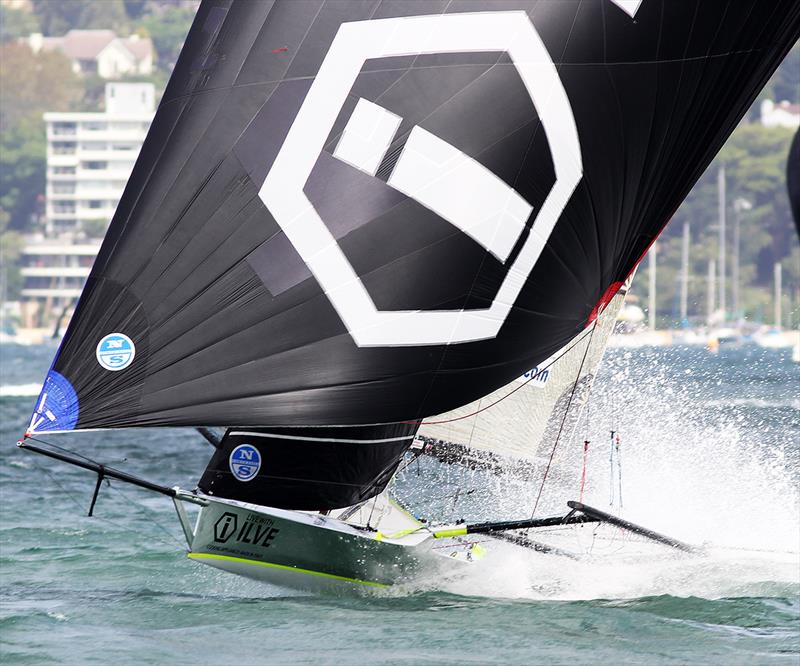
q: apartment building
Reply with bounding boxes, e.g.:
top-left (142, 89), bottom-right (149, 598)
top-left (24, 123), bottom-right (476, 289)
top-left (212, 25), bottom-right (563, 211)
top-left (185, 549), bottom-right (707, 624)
top-left (20, 83), bottom-right (154, 329)
top-left (43, 82), bottom-right (154, 235)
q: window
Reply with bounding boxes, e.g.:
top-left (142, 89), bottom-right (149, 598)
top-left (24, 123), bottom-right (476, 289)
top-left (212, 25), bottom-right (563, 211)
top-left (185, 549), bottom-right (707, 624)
top-left (82, 161), bottom-right (107, 170)
top-left (52, 219), bottom-right (77, 229)
top-left (51, 142), bottom-right (76, 155)
top-left (51, 122), bottom-right (76, 136)
top-left (51, 183), bottom-right (75, 194)
top-left (87, 200), bottom-right (104, 209)
top-left (52, 202), bottom-right (76, 214)
top-left (111, 143), bottom-right (136, 151)
top-left (79, 180), bottom-right (109, 190)
top-left (82, 121), bottom-right (106, 131)
top-left (81, 142), bottom-right (108, 151)
top-left (51, 166), bottom-right (76, 175)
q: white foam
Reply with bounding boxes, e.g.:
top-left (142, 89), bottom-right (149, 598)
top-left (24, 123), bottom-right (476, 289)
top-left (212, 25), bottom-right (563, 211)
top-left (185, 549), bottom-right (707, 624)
top-left (0, 383), bottom-right (42, 397)
top-left (396, 349), bottom-right (800, 601)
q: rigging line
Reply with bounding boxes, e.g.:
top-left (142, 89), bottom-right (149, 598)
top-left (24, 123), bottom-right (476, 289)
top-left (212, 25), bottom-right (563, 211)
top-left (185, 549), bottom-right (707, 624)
top-left (408, 324), bottom-right (597, 426)
top-left (106, 482), bottom-right (185, 549)
top-left (25, 436), bottom-right (98, 465)
top-left (609, 428), bottom-right (615, 507)
top-left (366, 494), bottom-right (379, 530)
top-left (395, 448), bottom-right (424, 475)
top-left (21, 435), bottom-right (184, 549)
top-left (616, 432), bottom-right (624, 510)
top-left (529, 322), bottom-right (598, 519)
top-left (25, 454), bottom-right (183, 551)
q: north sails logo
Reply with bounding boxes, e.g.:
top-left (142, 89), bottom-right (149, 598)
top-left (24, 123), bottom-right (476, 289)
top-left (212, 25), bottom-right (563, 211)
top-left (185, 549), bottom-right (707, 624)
top-left (260, 11), bottom-right (583, 348)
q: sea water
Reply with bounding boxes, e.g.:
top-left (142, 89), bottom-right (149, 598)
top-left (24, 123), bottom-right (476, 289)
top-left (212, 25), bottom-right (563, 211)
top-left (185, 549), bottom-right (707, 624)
top-left (1, 343), bottom-right (798, 665)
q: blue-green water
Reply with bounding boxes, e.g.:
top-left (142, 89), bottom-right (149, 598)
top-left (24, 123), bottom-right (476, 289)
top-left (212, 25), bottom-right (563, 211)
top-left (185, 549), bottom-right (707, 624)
top-left (1, 343), bottom-right (798, 665)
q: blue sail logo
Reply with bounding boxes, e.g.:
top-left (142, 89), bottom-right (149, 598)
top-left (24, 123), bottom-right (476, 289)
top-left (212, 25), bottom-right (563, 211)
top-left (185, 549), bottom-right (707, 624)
top-left (229, 444), bottom-right (261, 482)
top-left (95, 333), bottom-right (136, 371)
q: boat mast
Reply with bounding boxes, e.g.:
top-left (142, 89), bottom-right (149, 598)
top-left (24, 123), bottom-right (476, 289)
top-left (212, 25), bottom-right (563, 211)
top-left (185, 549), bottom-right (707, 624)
top-left (648, 242), bottom-right (657, 331)
top-left (680, 221), bottom-right (690, 327)
top-left (707, 259), bottom-right (716, 326)
top-left (774, 262), bottom-right (783, 329)
top-left (718, 166), bottom-right (727, 320)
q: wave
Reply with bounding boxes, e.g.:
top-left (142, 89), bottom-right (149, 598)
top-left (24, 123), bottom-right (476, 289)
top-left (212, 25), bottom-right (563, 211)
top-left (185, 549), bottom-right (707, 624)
top-left (0, 383), bottom-right (42, 397)
top-left (703, 397), bottom-right (800, 409)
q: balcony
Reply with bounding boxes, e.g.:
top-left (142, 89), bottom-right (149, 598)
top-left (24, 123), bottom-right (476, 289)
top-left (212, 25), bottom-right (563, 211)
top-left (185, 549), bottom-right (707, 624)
top-left (20, 266), bottom-right (91, 278)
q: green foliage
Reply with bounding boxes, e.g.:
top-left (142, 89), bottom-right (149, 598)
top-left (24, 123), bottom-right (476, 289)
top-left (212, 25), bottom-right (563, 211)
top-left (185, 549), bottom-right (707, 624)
top-left (0, 44), bottom-right (82, 131)
top-left (0, 118), bottom-right (46, 233)
top-left (123, 0), bottom-right (149, 21)
top-left (80, 217), bottom-right (109, 239)
top-left (0, 6), bottom-right (40, 43)
top-left (768, 43), bottom-right (799, 104)
top-left (633, 123), bottom-right (798, 327)
top-left (0, 44), bottom-right (81, 231)
top-left (31, 0), bottom-right (130, 35)
top-left (140, 6), bottom-right (195, 71)
top-left (0, 219), bottom-right (24, 301)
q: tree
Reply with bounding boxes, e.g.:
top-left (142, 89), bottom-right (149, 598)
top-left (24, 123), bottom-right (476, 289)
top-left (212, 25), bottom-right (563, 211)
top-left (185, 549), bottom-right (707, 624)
top-left (0, 44), bottom-right (81, 231)
top-left (123, 0), bottom-right (148, 21)
top-left (30, 0), bottom-right (129, 36)
top-left (0, 6), bottom-right (40, 43)
top-left (140, 6), bottom-right (195, 72)
top-left (0, 43), bottom-right (82, 132)
top-left (634, 122), bottom-right (798, 326)
top-left (0, 118), bottom-right (46, 232)
top-left (768, 43), bottom-right (799, 104)
top-left (0, 210), bottom-right (24, 301)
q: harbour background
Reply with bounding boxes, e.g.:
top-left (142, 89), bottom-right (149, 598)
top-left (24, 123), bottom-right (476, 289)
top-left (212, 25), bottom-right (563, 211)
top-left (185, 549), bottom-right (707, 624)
top-left (1, 341), bottom-right (797, 665)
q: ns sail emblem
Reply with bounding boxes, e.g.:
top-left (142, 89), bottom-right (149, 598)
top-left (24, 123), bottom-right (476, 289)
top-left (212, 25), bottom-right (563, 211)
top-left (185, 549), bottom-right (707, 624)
top-left (96, 333), bottom-right (135, 371)
top-left (229, 444), bottom-right (261, 482)
top-left (260, 11), bottom-right (583, 347)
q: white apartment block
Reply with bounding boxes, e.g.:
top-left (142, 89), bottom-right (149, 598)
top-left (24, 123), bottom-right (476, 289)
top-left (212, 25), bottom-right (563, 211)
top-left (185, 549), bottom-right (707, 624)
top-left (20, 83), bottom-right (154, 328)
top-left (19, 237), bottom-right (102, 328)
top-left (43, 82), bottom-right (155, 235)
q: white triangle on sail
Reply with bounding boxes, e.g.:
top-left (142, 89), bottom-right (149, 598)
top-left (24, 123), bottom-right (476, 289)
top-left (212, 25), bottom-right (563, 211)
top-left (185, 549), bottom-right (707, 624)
top-left (609, 0), bottom-right (642, 18)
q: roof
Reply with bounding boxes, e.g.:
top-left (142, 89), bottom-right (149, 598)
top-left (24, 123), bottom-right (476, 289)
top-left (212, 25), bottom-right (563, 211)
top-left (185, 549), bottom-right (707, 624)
top-left (121, 36), bottom-right (153, 60)
top-left (37, 30), bottom-right (153, 62)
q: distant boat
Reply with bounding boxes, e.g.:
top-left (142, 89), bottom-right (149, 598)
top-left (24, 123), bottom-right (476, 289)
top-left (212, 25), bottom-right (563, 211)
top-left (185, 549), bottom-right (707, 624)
top-left (17, 0), bottom-right (799, 592)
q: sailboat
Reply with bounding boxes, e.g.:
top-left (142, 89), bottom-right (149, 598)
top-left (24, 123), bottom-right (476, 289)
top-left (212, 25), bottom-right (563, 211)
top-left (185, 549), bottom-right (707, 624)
top-left (18, 1), bottom-right (800, 592)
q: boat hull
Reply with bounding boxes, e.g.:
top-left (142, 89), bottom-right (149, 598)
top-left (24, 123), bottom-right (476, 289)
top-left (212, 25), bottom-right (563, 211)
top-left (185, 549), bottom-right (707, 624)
top-left (188, 496), bottom-right (446, 592)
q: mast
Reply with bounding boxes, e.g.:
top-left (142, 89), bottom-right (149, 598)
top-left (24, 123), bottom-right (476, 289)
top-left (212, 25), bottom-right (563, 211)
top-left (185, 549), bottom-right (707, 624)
top-left (718, 166), bottom-right (727, 320)
top-left (732, 198), bottom-right (751, 323)
top-left (707, 259), bottom-right (716, 327)
top-left (680, 221), bottom-right (690, 326)
top-left (648, 242), bottom-right (657, 331)
top-left (774, 262), bottom-right (783, 329)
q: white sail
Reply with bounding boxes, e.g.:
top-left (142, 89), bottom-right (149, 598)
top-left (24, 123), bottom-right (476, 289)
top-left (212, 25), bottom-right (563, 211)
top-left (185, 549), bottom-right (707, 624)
top-left (416, 281), bottom-right (629, 467)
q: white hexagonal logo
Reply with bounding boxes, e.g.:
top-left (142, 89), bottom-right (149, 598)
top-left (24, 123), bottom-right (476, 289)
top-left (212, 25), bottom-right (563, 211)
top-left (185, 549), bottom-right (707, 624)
top-left (260, 11), bottom-right (582, 347)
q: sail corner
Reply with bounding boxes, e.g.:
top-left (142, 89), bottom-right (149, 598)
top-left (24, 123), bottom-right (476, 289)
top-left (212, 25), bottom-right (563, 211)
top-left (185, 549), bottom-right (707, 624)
top-left (27, 371), bottom-right (79, 435)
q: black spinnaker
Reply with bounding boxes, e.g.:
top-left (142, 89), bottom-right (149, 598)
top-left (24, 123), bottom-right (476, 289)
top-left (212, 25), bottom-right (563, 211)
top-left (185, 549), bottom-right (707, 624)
top-left (26, 1), bottom-right (800, 509)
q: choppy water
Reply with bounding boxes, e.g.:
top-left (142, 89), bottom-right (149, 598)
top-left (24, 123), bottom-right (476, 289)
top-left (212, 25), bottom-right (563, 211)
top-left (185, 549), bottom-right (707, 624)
top-left (1, 342), bottom-right (798, 665)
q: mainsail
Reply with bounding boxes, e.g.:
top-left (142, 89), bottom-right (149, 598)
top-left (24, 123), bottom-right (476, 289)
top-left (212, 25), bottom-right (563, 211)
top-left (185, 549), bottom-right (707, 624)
top-left (25, 1), bottom-right (800, 509)
top-left (417, 281), bottom-right (628, 466)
